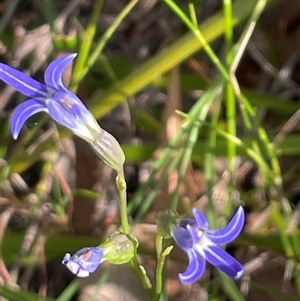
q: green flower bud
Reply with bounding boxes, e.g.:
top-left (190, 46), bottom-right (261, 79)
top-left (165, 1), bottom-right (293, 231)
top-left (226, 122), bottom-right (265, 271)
top-left (91, 130), bottom-right (125, 171)
top-left (102, 232), bottom-right (137, 264)
top-left (156, 209), bottom-right (179, 238)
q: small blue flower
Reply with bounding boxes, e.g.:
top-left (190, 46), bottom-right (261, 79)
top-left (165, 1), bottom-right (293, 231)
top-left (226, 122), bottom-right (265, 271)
top-left (62, 247), bottom-right (104, 277)
top-left (62, 233), bottom-right (136, 277)
top-left (172, 206), bottom-right (245, 284)
top-left (0, 54), bottom-right (125, 170)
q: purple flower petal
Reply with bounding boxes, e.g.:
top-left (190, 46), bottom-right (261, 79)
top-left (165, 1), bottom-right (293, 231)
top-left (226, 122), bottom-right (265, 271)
top-left (82, 247), bottom-right (105, 273)
top-left (0, 63), bottom-right (50, 99)
top-left (57, 90), bottom-right (91, 117)
top-left (206, 207), bottom-right (245, 245)
top-left (192, 208), bottom-right (209, 230)
top-left (202, 241), bottom-right (244, 279)
top-left (45, 97), bottom-right (94, 142)
top-left (179, 250), bottom-right (206, 284)
top-left (179, 218), bottom-right (197, 228)
top-left (62, 253), bottom-right (89, 277)
top-left (10, 99), bottom-right (48, 139)
top-left (44, 53), bottom-right (77, 91)
top-left (187, 224), bottom-right (201, 244)
top-left (62, 247), bottom-right (104, 278)
top-left (172, 226), bottom-right (194, 250)
top-left (2, 53), bottom-right (125, 172)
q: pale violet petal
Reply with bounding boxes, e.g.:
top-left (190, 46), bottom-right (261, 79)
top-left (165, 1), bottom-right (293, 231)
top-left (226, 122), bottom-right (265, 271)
top-left (62, 253), bottom-right (89, 277)
top-left (206, 207), bottom-right (245, 244)
top-left (66, 260), bottom-right (89, 277)
top-left (62, 247), bottom-right (103, 277)
top-left (10, 99), bottom-right (48, 139)
top-left (79, 247), bottom-right (104, 273)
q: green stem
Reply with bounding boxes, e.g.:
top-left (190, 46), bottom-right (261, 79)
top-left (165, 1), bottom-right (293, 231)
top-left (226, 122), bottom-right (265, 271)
top-left (205, 95), bottom-right (222, 228)
top-left (42, 0), bottom-right (57, 33)
top-left (169, 120), bottom-right (200, 211)
top-left (71, 0), bottom-right (138, 89)
top-left (0, 0), bottom-right (19, 34)
top-left (223, 0), bottom-right (234, 65)
top-left (72, 0), bottom-right (104, 92)
top-left (129, 256), bottom-right (154, 297)
top-left (90, 0), bottom-right (271, 118)
top-left (116, 169), bottom-right (130, 234)
top-left (130, 79), bottom-right (222, 218)
top-left (223, 0), bottom-right (236, 175)
top-left (163, 0), bottom-right (230, 81)
top-left (155, 234), bottom-right (163, 300)
top-left (115, 168), bottom-right (154, 297)
top-left (226, 83), bottom-right (236, 172)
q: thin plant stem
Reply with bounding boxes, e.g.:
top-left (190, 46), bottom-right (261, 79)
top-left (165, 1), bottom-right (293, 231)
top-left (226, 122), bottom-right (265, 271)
top-left (163, 0), bottom-right (230, 81)
top-left (155, 234), bottom-right (163, 300)
top-left (89, 0), bottom-right (270, 118)
top-left (71, 0), bottom-right (138, 89)
top-left (169, 119), bottom-right (200, 211)
top-left (41, 0), bottom-right (57, 33)
top-left (0, 0), bottom-right (19, 34)
top-left (115, 168), bottom-right (154, 297)
top-left (205, 95), bottom-right (223, 228)
top-left (223, 0), bottom-right (237, 176)
top-left (115, 169), bottom-right (130, 234)
top-left (130, 79), bottom-right (223, 218)
top-left (72, 0), bottom-right (104, 92)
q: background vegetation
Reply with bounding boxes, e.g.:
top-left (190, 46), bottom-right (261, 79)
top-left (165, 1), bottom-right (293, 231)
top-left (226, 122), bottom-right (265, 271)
top-left (0, 0), bottom-right (299, 300)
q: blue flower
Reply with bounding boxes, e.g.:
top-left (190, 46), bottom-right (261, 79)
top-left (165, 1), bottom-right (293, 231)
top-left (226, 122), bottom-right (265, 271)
top-left (62, 233), bottom-right (136, 277)
top-left (62, 247), bottom-right (104, 277)
top-left (0, 54), bottom-right (125, 170)
top-left (172, 206), bottom-right (245, 284)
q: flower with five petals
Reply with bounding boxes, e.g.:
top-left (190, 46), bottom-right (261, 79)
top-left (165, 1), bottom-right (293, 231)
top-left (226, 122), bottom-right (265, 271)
top-left (172, 206), bottom-right (245, 284)
top-left (0, 54), bottom-right (125, 170)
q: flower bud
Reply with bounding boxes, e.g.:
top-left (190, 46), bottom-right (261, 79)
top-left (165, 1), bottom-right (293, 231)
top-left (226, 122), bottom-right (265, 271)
top-left (102, 232), bottom-right (137, 264)
top-left (91, 130), bottom-right (125, 171)
top-left (156, 209), bottom-right (179, 238)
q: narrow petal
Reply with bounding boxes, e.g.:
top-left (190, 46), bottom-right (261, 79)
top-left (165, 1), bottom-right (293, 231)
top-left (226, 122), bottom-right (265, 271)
top-left (192, 208), bottom-right (209, 230)
top-left (172, 226), bottom-right (194, 251)
top-left (10, 99), bottom-right (48, 139)
top-left (0, 63), bottom-right (49, 98)
top-left (202, 241), bottom-right (244, 279)
top-left (44, 53), bottom-right (77, 90)
top-left (206, 206), bottom-right (245, 244)
top-left (179, 250), bottom-right (206, 284)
